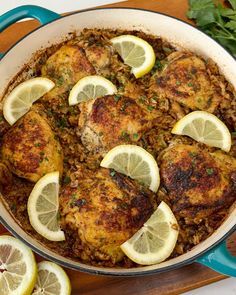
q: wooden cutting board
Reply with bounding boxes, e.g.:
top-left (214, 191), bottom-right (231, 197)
top-left (0, 0), bottom-right (236, 294)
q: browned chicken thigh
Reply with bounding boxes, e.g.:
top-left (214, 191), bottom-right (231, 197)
top-left (60, 167), bottom-right (156, 264)
top-left (79, 95), bottom-right (158, 154)
top-left (41, 44), bottom-right (95, 88)
top-left (1, 111), bottom-right (63, 182)
top-left (149, 52), bottom-right (222, 112)
top-left (160, 144), bottom-right (236, 223)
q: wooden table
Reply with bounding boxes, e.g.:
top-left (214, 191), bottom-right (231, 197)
top-left (0, 0), bottom-right (236, 294)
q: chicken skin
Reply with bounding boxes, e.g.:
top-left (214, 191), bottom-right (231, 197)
top-left (60, 167), bottom-right (156, 264)
top-left (85, 44), bottom-right (111, 71)
top-left (79, 95), bottom-right (157, 154)
top-left (1, 111), bottom-right (63, 182)
top-left (160, 144), bottom-right (236, 223)
top-left (41, 45), bottom-right (95, 88)
top-left (149, 52), bottom-right (222, 112)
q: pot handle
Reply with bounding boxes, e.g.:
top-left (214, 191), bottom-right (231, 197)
top-left (0, 5), bottom-right (60, 58)
top-left (196, 240), bottom-right (236, 277)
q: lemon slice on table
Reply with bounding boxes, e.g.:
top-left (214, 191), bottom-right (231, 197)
top-left (111, 35), bottom-right (156, 78)
top-left (3, 77), bottom-right (55, 125)
top-left (172, 111), bottom-right (231, 152)
top-left (0, 235), bottom-right (37, 295)
top-left (100, 144), bottom-right (160, 192)
top-left (68, 75), bottom-right (117, 105)
top-left (27, 171), bottom-right (65, 242)
top-left (121, 201), bottom-right (179, 265)
top-left (32, 261), bottom-right (71, 295)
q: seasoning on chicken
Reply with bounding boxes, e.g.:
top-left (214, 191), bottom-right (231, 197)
top-left (1, 111), bottom-right (63, 182)
top-left (41, 45), bottom-right (95, 88)
top-left (79, 95), bottom-right (158, 154)
top-left (160, 144), bottom-right (236, 223)
top-left (149, 52), bottom-right (222, 112)
top-left (60, 167), bottom-right (156, 264)
top-left (85, 44), bottom-right (112, 71)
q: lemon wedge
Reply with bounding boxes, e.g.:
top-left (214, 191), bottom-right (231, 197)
top-left (111, 35), bottom-right (156, 78)
top-left (172, 111), bottom-right (231, 152)
top-left (100, 144), bottom-right (160, 192)
top-left (3, 77), bottom-right (55, 125)
top-left (27, 171), bottom-right (65, 241)
top-left (121, 201), bottom-right (179, 265)
top-left (68, 75), bottom-right (117, 105)
top-left (32, 261), bottom-right (71, 295)
top-left (0, 235), bottom-right (37, 295)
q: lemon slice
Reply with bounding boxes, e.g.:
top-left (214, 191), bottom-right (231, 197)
top-left (172, 111), bottom-right (231, 152)
top-left (111, 35), bottom-right (156, 78)
top-left (121, 201), bottom-right (179, 265)
top-left (3, 77), bottom-right (55, 125)
top-left (27, 171), bottom-right (65, 241)
top-left (0, 235), bottom-right (37, 295)
top-left (32, 261), bottom-right (71, 295)
top-left (100, 144), bottom-right (160, 192)
top-left (68, 75), bottom-right (117, 105)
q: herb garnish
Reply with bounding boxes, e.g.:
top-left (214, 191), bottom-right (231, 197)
top-left (187, 0), bottom-right (236, 58)
top-left (114, 94), bottom-right (121, 102)
top-left (206, 167), bottom-right (214, 175)
top-left (147, 105), bottom-right (155, 112)
top-left (110, 170), bottom-right (116, 177)
top-left (121, 131), bottom-right (130, 140)
top-left (63, 175), bottom-right (71, 184)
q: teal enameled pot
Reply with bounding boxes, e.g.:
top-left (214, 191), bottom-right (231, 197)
top-left (0, 5), bottom-right (236, 277)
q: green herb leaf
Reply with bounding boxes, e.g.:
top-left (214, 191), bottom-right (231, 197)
top-left (206, 168), bottom-right (214, 175)
top-left (110, 169), bottom-right (116, 177)
top-left (114, 94), bottom-right (121, 102)
top-left (187, 0), bottom-right (215, 19)
top-left (225, 20), bottom-right (236, 32)
top-left (147, 105), bottom-right (155, 112)
top-left (228, 0), bottom-right (236, 10)
top-left (63, 175), bottom-right (71, 185)
top-left (187, 0), bottom-right (236, 58)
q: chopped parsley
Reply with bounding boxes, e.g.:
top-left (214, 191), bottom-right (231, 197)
top-left (57, 118), bottom-right (68, 128)
top-left (121, 131), bottom-right (130, 140)
top-left (147, 105), bottom-right (155, 112)
top-left (63, 175), bottom-right (71, 184)
top-left (110, 170), bottom-right (116, 177)
top-left (206, 168), bottom-right (214, 175)
top-left (133, 133), bottom-right (139, 140)
top-left (34, 143), bottom-right (42, 147)
top-left (138, 95), bottom-right (147, 104)
top-left (114, 94), bottom-right (121, 102)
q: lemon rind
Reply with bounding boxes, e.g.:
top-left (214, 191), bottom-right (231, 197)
top-left (27, 171), bottom-right (65, 242)
top-left (0, 235), bottom-right (37, 295)
top-left (68, 75), bottom-right (117, 106)
top-left (121, 202), bottom-right (179, 265)
top-left (111, 35), bottom-right (156, 78)
top-left (172, 111), bottom-right (231, 152)
top-left (3, 77), bottom-right (55, 125)
top-left (100, 144), bottom-right (160, 192)
top-left (35, 261), bottom-right (71, 295)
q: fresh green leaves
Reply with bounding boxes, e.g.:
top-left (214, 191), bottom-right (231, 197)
top-left (187, 0), bottom-right (236, 57)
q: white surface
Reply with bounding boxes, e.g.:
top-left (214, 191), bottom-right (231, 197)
top-left (0, 0), bottom-right (125, 15)
top-left (0, 0), bottom-right (235, 294)
top-left (183, 277), bottom-right (236, 295)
